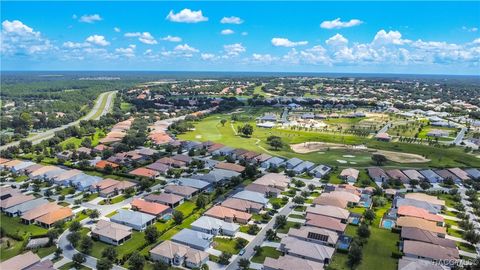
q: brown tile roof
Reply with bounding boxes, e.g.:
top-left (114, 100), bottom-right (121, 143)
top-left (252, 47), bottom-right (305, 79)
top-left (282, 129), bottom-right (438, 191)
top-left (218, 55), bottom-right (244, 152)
top-left (1, 194), bottom-right (35, 209)
top-left (448, 168), bottom-right (470, 180)
top-left (0, 251), bottom-right (40, 270)
top-left (386, 169), bottom-right (409, 182)
top-left (29, 165), bottom-right (61, 177)
top-left (95, 160), bottom-right (119, 169)
top-left (313, 193), bottom-right (348, 209)
top-left (131, 199), bottom-right (170, 216)
top-left (129, 167), bottom-right (159, 178)
top-left (398, 205), bottom-right (444, 222)
top-left (252, 173), bottom-right (289, 189)
top-left (404, 193), bottom-right (445, 206)
top-left (306, 205), bottom-right (350, 220)
top-left (150, 240), bottom-right (209, 265)
top-left (403, 240), bottom-right (459, 260)
top-left (92, 178), bottom-right (120, 190)
top-left (401, 227), bottom-right (456, 248)
top-left (157, 157), bottom-right (185, 167)
top-left (35, 207), bottom-right (73, 225)
top-left (92, 220), bottom-right (132, 241)
top-left (221, 197), bottom-right (263, 212)
top-left (305, 213), bottom-right (347, 232)
top-left (396, 216), bottom-right (446, 235)
top-left (214, 162), bottom-right (245, 173)
top-left (244, 183), bottom-right (281, 196)
top-left (340, 168), bottom-right (359, 179)
top-left (327, 191), bottom-right (361, 203)
top-left (21, 202), bottom-right (63, 221)
top-left (164, 185), bottom-right (198, 197)
top-left (144, 193), bottom-right (183, 205)
top-left (264, 255), bottom-right (324, 270)
top-left (204, 205), bottom-right (252, 222)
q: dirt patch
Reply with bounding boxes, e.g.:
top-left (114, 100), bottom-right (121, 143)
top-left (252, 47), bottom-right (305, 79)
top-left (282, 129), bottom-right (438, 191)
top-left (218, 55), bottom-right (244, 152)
top-left (290, 142), bottom-right (367, 153)
top-left (376, 150), bottom-right (430, 163)
top-left (290, 141), bottom-right (430, 163)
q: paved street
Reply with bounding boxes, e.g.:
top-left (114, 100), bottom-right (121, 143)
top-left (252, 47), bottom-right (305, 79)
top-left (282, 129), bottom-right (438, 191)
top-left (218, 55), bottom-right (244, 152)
top-left (452, 127), bottom-right (467, 145)
top-left (0, 91), bottom-right (116, 151)
top-left (225, 201), bottom-right (294, 270)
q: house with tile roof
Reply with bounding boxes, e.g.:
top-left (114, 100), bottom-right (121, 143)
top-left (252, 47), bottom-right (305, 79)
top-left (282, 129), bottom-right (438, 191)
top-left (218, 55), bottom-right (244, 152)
top-left (150, 240), bottom-right (209, 269)
top-left (190, 216), bottom-right (239, 236)
top-left (204, 205), bottom-right (252, 224)
top-left (35, 207), bottom-right (73, 228)
top-left (171, 229), bottom-right (213, 251)
top-left (91, 220), bottom-right (132, 246)
top-left (280, 236), bottom-right (335, 264)
top-left (110, 209), bottom-right (156, 231)
top-left (144, 193), bottom-right (184, 208)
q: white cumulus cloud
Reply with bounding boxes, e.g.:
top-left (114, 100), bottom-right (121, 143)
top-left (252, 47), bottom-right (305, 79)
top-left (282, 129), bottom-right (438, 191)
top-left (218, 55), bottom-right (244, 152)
top-left (224, 43), bottom-right (246, 56)
top-left (79, 14), bottom-right (102, 24)
top-left (325, 34), bottom-right (348, 47)
top-left (1, 20), bottom-right (53, 55)
top-left (86, 35), bottom-right (110, 46)
top-left (162, 35), bottom-right (182, 42)
top-left (125, 32), bottom-right (157, 45)
top-left (271, 38), bottom-right (308, 47)
top-left (221, 29), bottom-right (234, 35)
top-left (115, 44), bottom-right (136, 57)
top-left (201, 53), bottom-right (216, 60)
top-left (372, 30), bottom-right (410, 46)
top-left (320, 18), bottom-right (363, 29)
top-left (220, 16), bottom-right (243, 24)
top-left (166, 9), bottom-right (208, 23)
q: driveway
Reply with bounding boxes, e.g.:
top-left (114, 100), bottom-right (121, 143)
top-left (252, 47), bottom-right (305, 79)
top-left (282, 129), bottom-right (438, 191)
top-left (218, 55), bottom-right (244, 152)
top-left (225, 201), bottom-right (294, 270)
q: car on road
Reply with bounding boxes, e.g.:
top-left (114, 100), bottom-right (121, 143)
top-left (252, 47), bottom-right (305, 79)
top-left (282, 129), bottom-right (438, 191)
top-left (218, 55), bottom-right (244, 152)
top-left (239, 248), bottom-right (246, 256)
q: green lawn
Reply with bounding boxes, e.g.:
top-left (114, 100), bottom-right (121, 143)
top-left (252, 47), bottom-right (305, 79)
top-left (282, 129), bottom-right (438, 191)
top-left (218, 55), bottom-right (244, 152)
top-left (276, 221), bottom-right (301, 234)
top-left (175, 201), bottom-right (196, 216)
top-left (457, 242), bottom-right (476, 253)
top-left (357, 202), bottom-right (399, 270)
top-left (212, 237), bottom-right (244, 254)
top-left (59, 137), bottom-right (83, 149)
top-left (251, 246), bottom-right (282, 263)
top-left (288, 214), bottom-right (305, 219)
top-left (14, 175), bottom-right (29, 182)
top-left (0, 237), bottom-right (24, 260)
top-left (447, 228), bottom-right (463, 238)
top-left (33, 245), bottom-right (57, 258)
top-left (331, 202), bottom-right (399, 270)
top-left (59, 262), bottom-right (91, 270)
top-left (0, 214), bottom-right (48, 238)
top-left (120, 102), bottom-right (133, 111)
top-left (99, 195), bottom-right (126, 205)
top-left (83, 228), bottom-right (146, 260)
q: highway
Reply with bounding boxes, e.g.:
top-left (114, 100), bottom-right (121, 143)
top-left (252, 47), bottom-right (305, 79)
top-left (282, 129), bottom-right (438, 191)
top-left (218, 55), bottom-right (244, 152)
top-left (0, 91), bottom-right (117, 151)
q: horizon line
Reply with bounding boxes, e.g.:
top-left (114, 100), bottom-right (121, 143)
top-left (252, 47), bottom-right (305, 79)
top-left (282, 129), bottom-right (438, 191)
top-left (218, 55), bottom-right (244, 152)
top-left (1, 70), bottom-right (480, 77)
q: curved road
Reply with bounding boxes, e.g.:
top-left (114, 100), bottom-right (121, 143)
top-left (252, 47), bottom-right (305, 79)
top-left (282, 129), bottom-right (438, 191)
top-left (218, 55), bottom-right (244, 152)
top-left (0, 91), bottom-right (117, 151)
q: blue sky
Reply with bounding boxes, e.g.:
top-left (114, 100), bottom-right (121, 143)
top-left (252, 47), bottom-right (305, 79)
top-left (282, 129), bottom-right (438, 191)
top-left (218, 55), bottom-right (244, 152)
top-left (1, 1), bottom-right (479, 74)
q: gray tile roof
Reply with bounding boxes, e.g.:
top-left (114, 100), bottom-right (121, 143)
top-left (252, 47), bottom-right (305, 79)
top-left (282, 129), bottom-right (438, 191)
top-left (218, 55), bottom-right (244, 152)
top-left (233, 190), bottom-right (269, 205)
top-left (110, 209), bottom-right (156, 227)
top-left (171, 228), bottom-right (213, 250)
top-left (177, 177), bottom-right (211, 190)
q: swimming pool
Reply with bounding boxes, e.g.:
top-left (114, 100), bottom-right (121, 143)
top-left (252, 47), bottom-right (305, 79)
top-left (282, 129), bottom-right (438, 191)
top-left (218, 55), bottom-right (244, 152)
top-left (382, 219), bottom-right (395, 229)
top-left (162, 214), bottom-right (172, 221)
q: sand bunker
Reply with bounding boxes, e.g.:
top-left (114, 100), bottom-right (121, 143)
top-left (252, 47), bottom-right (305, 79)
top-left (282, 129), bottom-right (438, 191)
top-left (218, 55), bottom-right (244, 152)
top-left (291, 141), bottom-right (430, 164)
top-left (291, 142), bottom-right (365, 153)
top-left (376, 150), bottom-right (430, 164)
